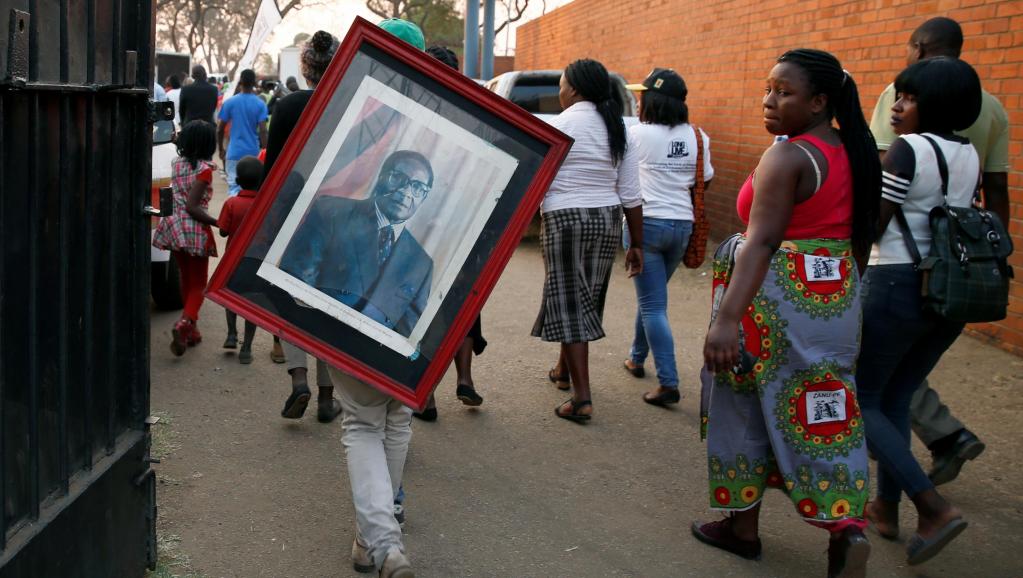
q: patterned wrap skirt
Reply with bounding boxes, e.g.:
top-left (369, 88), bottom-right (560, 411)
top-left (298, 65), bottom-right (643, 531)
top-left (700, 233), bottom-right (869, 525)
top-left (531, 205), bottom-right (622, 344)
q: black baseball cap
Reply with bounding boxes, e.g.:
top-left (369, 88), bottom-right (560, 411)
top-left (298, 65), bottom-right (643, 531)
top-left (626, 68), bottom-right (687, 100)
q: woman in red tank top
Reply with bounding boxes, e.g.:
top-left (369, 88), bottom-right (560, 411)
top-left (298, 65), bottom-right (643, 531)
top-left (692, 49), bottom-right (881, 578)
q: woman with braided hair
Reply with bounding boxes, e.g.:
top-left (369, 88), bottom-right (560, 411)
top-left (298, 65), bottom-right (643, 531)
top-left (532, 58), bottom-right (644, 423)
top-left (693, 49), bottom-right (880, 578)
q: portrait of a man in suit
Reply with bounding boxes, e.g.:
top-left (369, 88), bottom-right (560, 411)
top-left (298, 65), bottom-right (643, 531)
top-left (279, 150), bottom-right (434, 338)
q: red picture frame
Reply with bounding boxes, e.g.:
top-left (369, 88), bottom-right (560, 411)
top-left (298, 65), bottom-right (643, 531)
top-left (206, 17), bottom-right (571, 411)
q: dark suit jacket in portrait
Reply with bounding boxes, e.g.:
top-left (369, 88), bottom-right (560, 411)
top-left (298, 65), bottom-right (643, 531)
top-left (178, 80), bottom-right (219, 125)
top-left (279, 196), bottom-right (433, 338)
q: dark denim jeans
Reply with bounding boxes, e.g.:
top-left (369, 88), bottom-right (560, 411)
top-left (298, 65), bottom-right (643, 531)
top-left (624, 218), bottom-right (693, 388)
top-left (855, 264), bottom-right (965, 502)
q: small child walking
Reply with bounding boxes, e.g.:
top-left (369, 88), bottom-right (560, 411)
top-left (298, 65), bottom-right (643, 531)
top-left (152, 120), bottom-right (220, 356)
top-left (217, 155), bottom-right (263, 363)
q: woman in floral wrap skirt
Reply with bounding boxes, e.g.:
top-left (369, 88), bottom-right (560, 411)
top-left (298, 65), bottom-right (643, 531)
top-left (693, 49), bottom-right (881, 578)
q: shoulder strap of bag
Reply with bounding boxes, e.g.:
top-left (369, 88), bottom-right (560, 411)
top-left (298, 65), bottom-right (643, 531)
top-left (920, 134), bottom-right (949, 201)
top-left (894, 135), bottom-right (949, 267)
top-left (894, 207), bottom-right (923, 265)
top-left (692, 125), bottom-right (704, 196)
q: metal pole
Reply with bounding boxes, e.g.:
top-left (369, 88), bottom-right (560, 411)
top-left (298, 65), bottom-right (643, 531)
top-left (463, 0), bottom-right (480, 78)
top-left (482, 0), bottom-right (495, 80)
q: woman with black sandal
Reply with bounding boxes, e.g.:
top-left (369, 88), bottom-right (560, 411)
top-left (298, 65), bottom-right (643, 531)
top-left (532, 58), bottom-right (644, 422)
top-left (693, 49), bottom-right (880, 578)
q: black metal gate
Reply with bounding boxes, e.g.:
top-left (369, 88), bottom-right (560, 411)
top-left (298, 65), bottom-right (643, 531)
top-left (0, 0), bottom-right (156, 575)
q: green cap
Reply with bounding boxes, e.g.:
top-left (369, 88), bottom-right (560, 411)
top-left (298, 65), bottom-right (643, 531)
top-left (378, 18), bottom-right (425, 51)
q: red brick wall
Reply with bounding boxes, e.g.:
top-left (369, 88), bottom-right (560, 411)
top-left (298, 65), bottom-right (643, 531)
top-left (516, 0), bottom-right (1023, 356)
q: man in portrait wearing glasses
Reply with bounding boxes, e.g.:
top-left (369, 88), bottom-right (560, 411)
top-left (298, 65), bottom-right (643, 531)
top-left (281, 149), bottom-right (434, 338)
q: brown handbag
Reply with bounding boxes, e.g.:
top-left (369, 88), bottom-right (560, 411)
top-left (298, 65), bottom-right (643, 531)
top-left (682, 125), bottom-right (708, 268)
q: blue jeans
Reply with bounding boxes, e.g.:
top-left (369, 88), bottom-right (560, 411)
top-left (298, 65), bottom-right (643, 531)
top-left (855, 264), bottom-right (964, 502)
top-left (225, 158), bottom-right (240, 197)
top-left (623, 218), bottom-right (692, 388)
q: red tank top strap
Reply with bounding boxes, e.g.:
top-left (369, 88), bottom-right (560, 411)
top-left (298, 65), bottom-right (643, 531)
top-left (788, 133), bottom-right (842, 153)
top-left (736, 135), bottom-right (853, 241)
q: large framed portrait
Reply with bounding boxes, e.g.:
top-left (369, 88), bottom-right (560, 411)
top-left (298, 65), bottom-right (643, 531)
top-left (206, 17), bottom-right (572, 410)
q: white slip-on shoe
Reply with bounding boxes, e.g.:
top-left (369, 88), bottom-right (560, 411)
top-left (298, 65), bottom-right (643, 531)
top-left (379, 548), bottom-right (414, 578)
top-left (352, 537), bottom-right (374, 573)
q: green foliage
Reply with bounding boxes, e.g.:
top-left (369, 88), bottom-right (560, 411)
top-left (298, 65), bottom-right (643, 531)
top-left (407, 0), bottom-right (464, 50)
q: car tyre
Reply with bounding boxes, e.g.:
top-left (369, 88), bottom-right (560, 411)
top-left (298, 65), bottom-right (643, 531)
top-left (151, 258), bottom-right (183, 310)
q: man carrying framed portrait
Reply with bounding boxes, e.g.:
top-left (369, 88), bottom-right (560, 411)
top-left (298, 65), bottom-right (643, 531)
top-left (205, 16), bottom-right (572, 577)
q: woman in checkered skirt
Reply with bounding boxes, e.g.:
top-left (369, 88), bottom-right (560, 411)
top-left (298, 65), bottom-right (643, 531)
top-left (531, 58), bottom-right (644, 423)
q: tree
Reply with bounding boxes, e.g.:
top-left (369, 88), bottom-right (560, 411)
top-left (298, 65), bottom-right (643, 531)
top-left (157, 0), bottom-right (316, 77)
top-left (365, 0), bottom-right (529, 41)
top-left (492, 0), bottom-right (530, 35)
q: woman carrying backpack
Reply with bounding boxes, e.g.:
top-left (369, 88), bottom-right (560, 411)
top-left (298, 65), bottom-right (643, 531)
top-left (856, 57), bottom-right (985, 565)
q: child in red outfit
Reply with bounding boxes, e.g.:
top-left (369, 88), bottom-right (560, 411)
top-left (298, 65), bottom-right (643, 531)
top-left (152, 120), bottom-right (220, 356)
top-left (217, 155), bottom-right (263, 363)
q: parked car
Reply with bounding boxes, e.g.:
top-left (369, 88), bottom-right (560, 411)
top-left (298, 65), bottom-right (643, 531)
top-left (484, 69), bottom-right (637, 124)
top-left (485, 70), bottom-right (638, 237)
top-left (150, 111), bottom-right (183, 310)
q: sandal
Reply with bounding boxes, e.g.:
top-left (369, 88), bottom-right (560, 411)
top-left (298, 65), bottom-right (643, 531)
top-left (906, 517), bottom-right (967, 566)
top-left (555, 399), bottom-right (592, 423)
top-left (643, 388), bottom-right (681, 407)
top-left (864, 501), bottom-right (899, 541)
top-left (623, 359), bottom-right (645, 378)
top-left (547, 368), bottom-right (571, 391)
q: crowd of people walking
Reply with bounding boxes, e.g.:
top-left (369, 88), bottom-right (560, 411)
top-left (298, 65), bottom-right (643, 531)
top-left (153, 13), bottom-right (1011, 578)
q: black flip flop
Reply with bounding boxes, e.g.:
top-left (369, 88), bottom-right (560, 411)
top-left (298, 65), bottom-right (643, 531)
top-left (548, 368), bottom-right (571, 391)
top-left (555, 399), bottom-right (592, 423)
top-left (281, 385), bottom-right (311, 419)
top-left (906, 517), bottom-right (967, 565)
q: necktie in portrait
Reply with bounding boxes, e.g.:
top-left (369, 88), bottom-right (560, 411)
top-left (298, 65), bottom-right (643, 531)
top-left (378, 225), bottom-right (394, 265)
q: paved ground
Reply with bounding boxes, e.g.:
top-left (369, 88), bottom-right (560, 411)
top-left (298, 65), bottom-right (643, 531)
top-left (151, 178), bottom-right (1023, 577)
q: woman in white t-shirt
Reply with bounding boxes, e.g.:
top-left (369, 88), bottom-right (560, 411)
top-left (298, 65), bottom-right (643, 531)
top-left (622, 68), bottom-right (713, 406)
top-left (856, 57), bottom-right (985, 565)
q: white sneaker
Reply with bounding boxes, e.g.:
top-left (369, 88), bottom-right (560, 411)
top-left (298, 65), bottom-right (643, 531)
top-left (379, 548), bottom-right (414, 578)
top-left (352, 537), bottom-right (374, 574)
top-left (393, 503), bottom-right (406, 529)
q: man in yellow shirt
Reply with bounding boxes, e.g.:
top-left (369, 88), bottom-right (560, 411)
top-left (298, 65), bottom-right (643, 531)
top-left (869, 16), bottom-right (1011, 487)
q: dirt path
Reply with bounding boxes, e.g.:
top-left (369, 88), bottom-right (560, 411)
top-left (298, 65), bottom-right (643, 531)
top-left (150, 179), bottom-right (1023, 577)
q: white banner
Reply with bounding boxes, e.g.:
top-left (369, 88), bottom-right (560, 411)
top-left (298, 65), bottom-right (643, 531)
top-left (234, 0), bottom-right (282, 84)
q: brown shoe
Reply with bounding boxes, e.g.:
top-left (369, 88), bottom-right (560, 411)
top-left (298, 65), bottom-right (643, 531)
top-left (270, 340), bottom-right (286, 363)
top-left (691, 518), bottom-right (762, 560)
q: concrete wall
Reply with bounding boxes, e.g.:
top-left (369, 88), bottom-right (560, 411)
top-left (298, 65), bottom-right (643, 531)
top-left (516, 0), bottom-right (1023, 355)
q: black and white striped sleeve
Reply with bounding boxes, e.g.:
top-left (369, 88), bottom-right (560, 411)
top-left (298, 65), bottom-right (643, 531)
top-left (881, 137), bottom-right (916, 205)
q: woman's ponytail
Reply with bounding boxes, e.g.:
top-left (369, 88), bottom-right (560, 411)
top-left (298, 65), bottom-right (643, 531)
top-left (565, 59), bottom-right (628, 166)
top-left (778, 49), bottom-right (882, 259)
top-left (833, 72), bottom-right (881, 259)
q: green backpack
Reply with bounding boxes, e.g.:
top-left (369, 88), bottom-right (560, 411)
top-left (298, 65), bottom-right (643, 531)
top-left (894, 135), bottom-right (1014, 323)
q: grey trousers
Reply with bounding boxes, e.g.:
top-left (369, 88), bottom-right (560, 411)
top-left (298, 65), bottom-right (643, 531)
top-left (280, 340), bottom-right (333, 387)
top-left (910, 379), bottom-right (966, 447)
top-left (331, 368), bottom-right (412, 569)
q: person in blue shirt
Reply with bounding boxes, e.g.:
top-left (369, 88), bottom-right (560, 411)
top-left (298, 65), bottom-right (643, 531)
top-left (216, 69), bottom-right (268, 196)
